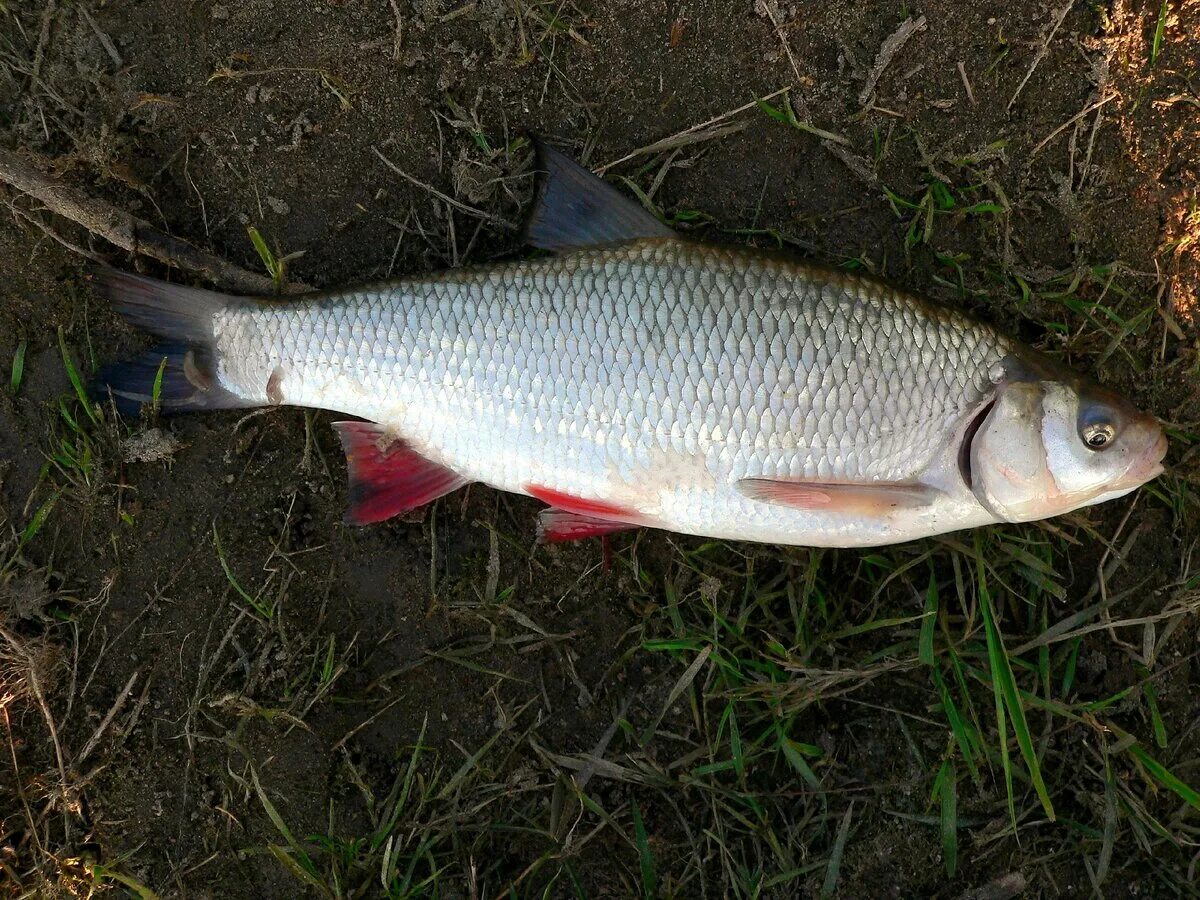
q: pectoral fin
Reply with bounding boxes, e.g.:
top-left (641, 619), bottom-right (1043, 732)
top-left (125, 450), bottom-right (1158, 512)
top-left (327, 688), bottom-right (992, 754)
top-left (735, 478), bottom-right (940, 514)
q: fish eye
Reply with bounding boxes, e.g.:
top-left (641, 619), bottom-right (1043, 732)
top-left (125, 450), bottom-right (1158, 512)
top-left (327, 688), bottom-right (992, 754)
top-left (1081, 422), bottom-right (1116, 449)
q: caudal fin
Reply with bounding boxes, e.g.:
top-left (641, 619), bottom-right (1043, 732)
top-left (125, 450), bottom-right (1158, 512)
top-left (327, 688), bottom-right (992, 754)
top-left (90, 269), bottom-right (251, 416)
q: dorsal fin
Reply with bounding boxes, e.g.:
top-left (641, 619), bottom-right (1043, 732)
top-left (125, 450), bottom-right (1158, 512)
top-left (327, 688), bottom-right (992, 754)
top-left (524, 139), bottom-right (675, 251)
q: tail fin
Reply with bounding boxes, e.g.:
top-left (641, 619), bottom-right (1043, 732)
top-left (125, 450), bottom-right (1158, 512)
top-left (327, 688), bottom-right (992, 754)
top-left (92, 268), bottom-right (231, 342)
top-left (90, 269), bottom-right (251, 416)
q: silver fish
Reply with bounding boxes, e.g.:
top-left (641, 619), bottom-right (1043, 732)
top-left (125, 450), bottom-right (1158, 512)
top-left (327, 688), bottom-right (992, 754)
top-left (93, 143), bottom-right (1166, 547)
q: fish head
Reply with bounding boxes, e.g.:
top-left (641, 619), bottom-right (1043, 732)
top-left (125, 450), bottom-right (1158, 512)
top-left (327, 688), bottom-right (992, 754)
top-left (966, 371), bottom-right (1166, 523)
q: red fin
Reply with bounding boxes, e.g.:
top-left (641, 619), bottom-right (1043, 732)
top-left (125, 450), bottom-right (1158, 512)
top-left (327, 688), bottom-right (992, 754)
top-left (537, 508), bottom-right (639, 544)
top-left (525, 484), bottom-right (637, 520)
top-left (735, 478), bottom-right (939, 513)
top-left (334, 421), bottom-right (468, 525)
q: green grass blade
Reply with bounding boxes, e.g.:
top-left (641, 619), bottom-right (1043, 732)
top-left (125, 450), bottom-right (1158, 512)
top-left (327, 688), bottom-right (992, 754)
top-left (1127, 744), bottom-right (1200, 811)
top-left (631, 798), bottom-right (657, 899)
top-left (919, 572), bottom-right (938, 666)
top-left (1150, 0), bottom-right (1169, 67)
top-left (820, 803), bottom-right (854, 900)
top-left (9, 340), bottom-right (26, 394)
top-left (755, 92), bottom-right (850, 144)
top-left (58, 326), bottom-right (99, 425)
top-left (250, 766), bottom-right (330, 895)
top-left (821, 613), bottom-right (926, 643)
top-left (319, 634), bottom-right (336, 686)
top-left (0, 490), bottom-right (59, 577)
top-left (755, 96), bottom-right (792, 126)
top-left (247, 225), bottom-right (283, 290)
top-left (993, 648), bottom-right (1015, 831)
top-left (1140, 670), bottom-right (1168, 749)
top-left (1060, 636), bottom-right (1082, 696)
top-left (1096, 757), bottom-right (1117, 884)
top-left (934, 668), bottom-right (981, 784)
top-left (373, 715), bottom-right (428, 850)
top-left (89, 867), bottom-right (161, 900)
top-left (151, 354), bottom-right (168, 418)
top-left (779, 736), bottom-right (823, 791)
top-left (213, 523), bottom-right (273, 618)
top-left (20, 491), bottom-right (59, 548)
top-left (940, 761), bottom-right (957, 877)
top-left (728, 704), bottom-right (745, 780)
top-left (267, 845), bottom-right (330, 895)
top-left (1038, 605), bottom-right (1051, 697)
top-left (976, 550), bottom-right (1055, 820)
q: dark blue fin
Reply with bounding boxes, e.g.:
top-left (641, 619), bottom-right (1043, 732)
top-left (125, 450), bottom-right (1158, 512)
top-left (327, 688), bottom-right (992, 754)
top-left (92, 343), bottom-right (249, 416)
top-left (90, 267), bottom-right (234, 342)
top-left (524, 140), bottom-right (676, 251)
top-left (90, 267), bottom-right (255, 417)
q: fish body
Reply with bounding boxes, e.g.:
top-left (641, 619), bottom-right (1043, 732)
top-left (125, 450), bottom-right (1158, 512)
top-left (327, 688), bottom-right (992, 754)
top-left (212, 241), bottom-right (1008, 546)
top-left (94, 143), bottom-right (1166, 548)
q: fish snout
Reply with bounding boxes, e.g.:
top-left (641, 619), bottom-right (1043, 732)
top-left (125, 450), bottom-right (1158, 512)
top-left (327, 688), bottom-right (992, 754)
top-left (1121, 415), bottom-right (1168, 487)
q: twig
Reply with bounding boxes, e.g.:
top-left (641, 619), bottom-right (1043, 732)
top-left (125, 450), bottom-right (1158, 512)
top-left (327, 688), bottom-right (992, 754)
top-left (824, 142), bottom-right (878, 187)
top-left (1030, 93), bottom-right (1116, 158)
top-left (1007, 0), bottom-right (1074, 112)
top-left (77, 5), bottom-right (123, 69)
top-left (388, 0), bottom-right (404, 61)
top-left (756, 0), bottom-right (803, 85)
top-left (1097, 498), bottom-right (1145, 654)
top-left (957, 61), bottom-right (976, 105)
top-left (372, 146), bottom-right (515, 229)
top-left (77, 670), bottom-right (139, 762)
top-left (0, 147), bottom-right (309, 294)
top-left (1011, 589), bottom-right (1197, 654)
top-left (859, 15), bottom-right (927, 106)
top-left (596, 122), bottom-right (747, 175)
top-left (6, 201), bottom-right (103, 262)
top-left (30, 0), bottom-right (58, 86)
top-left (332, 688), bottom-right (408, 752)
top-left (2, 706), bottom-right (45, 860)
top-left (597, 87), bottom-right (792, 173)
top-left (0, 625), bottom-right (70, 833)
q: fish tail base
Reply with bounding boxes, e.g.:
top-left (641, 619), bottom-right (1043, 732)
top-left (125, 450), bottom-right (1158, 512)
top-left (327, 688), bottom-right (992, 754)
top-left (89, 268), bottom-right (256, 416)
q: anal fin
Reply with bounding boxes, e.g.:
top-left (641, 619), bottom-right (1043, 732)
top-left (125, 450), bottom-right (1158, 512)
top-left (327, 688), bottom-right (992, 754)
top-left (525, 484), bottom-right (642, 546)
top-left (537, 508), bottom-right (639, 544)
top-left (735, 478), bottom-right (939, 513)
top-left (334, 421), bottom-right (469, 525)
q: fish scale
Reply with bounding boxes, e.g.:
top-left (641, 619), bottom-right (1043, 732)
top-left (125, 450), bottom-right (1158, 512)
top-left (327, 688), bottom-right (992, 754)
top-left (205, 239), bottom-right (1011, 544)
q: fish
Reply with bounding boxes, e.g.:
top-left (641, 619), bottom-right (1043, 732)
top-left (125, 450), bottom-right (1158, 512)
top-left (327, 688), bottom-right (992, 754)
top-left (91, 142), bottom-right (1167, 548)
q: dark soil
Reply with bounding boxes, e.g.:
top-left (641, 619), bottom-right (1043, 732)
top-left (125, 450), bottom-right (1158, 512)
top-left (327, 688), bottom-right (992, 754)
top-left (1, 0), bottom-right (1198, 897)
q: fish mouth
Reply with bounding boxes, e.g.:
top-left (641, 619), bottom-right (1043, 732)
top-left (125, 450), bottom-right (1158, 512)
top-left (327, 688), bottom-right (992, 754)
top-left (1122, 428), bottom-right (1168, 486)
